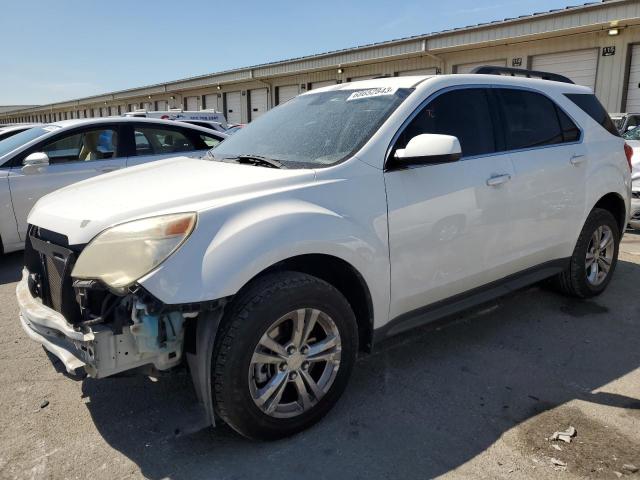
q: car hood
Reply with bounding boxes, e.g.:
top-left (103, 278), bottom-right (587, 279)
top-left (28, 156), bottom-right (317, 245)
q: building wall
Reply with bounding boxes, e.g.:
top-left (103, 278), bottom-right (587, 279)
top-left (3, 3), bottom-right (640, 123)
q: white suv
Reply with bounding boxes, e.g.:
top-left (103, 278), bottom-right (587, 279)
top-left (17, 71), bottom-right (632, 440)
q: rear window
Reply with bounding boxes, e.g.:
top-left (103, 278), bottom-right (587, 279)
top-left (565, 93), bottom-right (619, 137)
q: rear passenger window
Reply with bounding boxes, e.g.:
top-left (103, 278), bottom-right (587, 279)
top-left (397, 88), bottom-right (496, 158)
top-left (495, 89), bottom-right (565, 150)
top-left (565, 93), bottom-right (620, 137)
top-left (557, 108), bottom-right (581, 143)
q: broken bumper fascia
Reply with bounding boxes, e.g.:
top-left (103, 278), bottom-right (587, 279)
top-left (17, 269), bottom-right (184, 378)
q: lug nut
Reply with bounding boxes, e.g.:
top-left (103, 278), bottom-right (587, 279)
top-left (300, 345), bottom-right (309, 355)
top-left (301, 361), bottom-right (310, 370)
top-left (278, 363), bottom-right (287, 372)
top-left (289, 371), bottom-right (298, 381)
top-left (287, 345), bottom-right (296, 355)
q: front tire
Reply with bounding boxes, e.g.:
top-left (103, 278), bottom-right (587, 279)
top-left (554, 208), bottom-right (620, 298)
top-left (212, 271), bottom-right (358, 440)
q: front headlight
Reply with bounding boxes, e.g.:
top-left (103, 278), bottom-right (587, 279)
top-left (72, 213), bottom-right (197, 290)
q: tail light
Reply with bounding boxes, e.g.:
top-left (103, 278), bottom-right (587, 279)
top-left (624, 143), bottom-right (633, 172)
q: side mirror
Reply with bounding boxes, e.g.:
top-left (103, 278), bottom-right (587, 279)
top-left (394, 134), bottom-right (462, 166)
top-left (22, 152), bottom-right (50, 174)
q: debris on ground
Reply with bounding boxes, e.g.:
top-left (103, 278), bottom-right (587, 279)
top-left (549, 426), bottom-right (577, 443)
top-left (550, 458), bottom-right (567, 468)
top-left (551, 444), bottom-right (562, 451)
top-left (40, 400), bottom-right (49, 409)
top-left (623, 464), bottom-right (639, 473)
top-left (613, 471), bottom-right (623, 479)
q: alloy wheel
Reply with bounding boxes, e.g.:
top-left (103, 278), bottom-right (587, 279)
top-left (248, 308), bottom-right (342, 418)
top-left (585, 224), bottom-right (615, 286)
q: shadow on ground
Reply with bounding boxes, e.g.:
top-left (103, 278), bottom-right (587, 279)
top-left (0, 252), bottom-right (22, 285)
top-left (74, 257), bottom-right (640, 479)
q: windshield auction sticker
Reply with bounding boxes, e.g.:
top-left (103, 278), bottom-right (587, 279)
top-left (346, 87), bottom-right (397, 101)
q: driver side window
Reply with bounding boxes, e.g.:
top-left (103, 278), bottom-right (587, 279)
top-left (41, 128), bottom-right (120, 164)
top-left (396, 88), bottom-right (496, 158)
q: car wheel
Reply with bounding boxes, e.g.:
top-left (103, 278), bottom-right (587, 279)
top-left (212, 271), bottom-right (358, 440)
top-left (554, 208), bottom-right (620, 298)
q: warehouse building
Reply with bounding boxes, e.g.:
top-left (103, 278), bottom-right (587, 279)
top-left (3, 0), bottom-right (640, 125)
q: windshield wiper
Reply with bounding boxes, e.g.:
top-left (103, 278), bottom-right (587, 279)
top-left (227, 154), bottom-right (287, 169)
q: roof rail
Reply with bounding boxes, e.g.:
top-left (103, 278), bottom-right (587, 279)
top-left (470, 66), bottom-right (575, 84)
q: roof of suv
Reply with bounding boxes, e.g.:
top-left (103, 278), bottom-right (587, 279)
top-left (308, 73), bottom-right (592, 95)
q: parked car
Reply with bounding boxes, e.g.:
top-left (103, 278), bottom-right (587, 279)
top-left (224, 124), bottom-right (245, 135)
top-left (611, 112), bottom-right (640, 134)
top-left (124, 109), bottom-right (228, 131)
top-left (18, 71), bottom-right (631, 440)
top-left (0, 117), bottom-right (226, 253)
top-left (0, 124), bottom-right (38, 142)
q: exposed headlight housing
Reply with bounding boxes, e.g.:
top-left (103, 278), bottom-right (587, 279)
top-left (72, 213), bottom-right (197, 291)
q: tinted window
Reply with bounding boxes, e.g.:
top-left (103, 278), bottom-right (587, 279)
top-left (565, 93), bottom-right (619, 137)
top-left (397, 88), bottom-right (496, 157)
top-left (200, 134), bottom-right (221, 148)
top-left (133, 127), bottom-right (195, 155)
top-left (41, 128), bottom-right (119, 163)
top-left (495, 89), bottom-right (566, 150)
top-left (557, 108), bottom-right (580, 143)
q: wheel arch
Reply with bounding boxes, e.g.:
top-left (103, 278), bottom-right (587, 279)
top-left (593, 192), bottom-right (627, 234)
top-left (240, 254), bottom-right (375, 353)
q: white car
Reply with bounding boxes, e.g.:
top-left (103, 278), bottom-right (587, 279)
top-left (620, 128), bottom-right (640, 228)
top-left (0, 117), bottom-right (226, 253)
top-left (17, 71), bottom-right (631, 440)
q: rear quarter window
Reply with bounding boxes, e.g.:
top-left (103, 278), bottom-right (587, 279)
top-left (565, 93), bottom-right (619, 137)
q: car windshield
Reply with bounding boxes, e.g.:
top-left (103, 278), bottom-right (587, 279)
top-left (210, 87), bottom-right (412, 167)
top-left (622, 127), bottom-right (640, 141)
top-left (0, 126), bottom-right (57, 160)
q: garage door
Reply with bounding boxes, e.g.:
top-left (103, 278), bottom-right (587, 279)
top-left (626, 45), bottom-right (640, 112)
top-left (398, 67), bottom-right (438, 76)
top-left (204, 94), bottom-right (220, 111)
top-left (185, 96), bottom-right (199, 111)
top-left (225, 91), bottom-right (242, 124)
top-left (277, 85), bottom-right (299, 105)
top-left (531, 49), bottom-right (598, 90)
top-left (249, 88), bottom-right (268, 121)
top-left (456, 59), bottom-right (507, 74)
top-left (310, 80), bottom-right (337, 90)
top-left (156, 100), bottom-right (168, 111)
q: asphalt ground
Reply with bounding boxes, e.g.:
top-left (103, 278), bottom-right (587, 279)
top-left (1, 233), bottom-right (639, 479)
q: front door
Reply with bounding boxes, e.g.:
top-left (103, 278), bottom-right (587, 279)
top-left (8, 125), bottom-right (125, 239)
top-left (385, 87), bottom-right (517, 320)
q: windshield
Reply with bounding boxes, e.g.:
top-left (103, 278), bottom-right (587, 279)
top-left (210, 87), bottom-right (412, 167)
top-left (622, 127), bottom-right (640, 141)
top-left (0, 126), bottom-right (57, 160)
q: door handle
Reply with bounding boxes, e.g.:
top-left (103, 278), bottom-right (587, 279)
top-left (570, 154), bottom-right (586, 166)
top-left (486, 174), bottom-right (512, 187)
top-left (97, 166), bottom-right (119, 173)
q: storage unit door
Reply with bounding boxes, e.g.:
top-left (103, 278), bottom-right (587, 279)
top-left (249, 88), bottom-right (268, 121)
top-left (204, 94), bottom-right (219, 111)
top-left (156, 100), bottom-right (168, 111)
top-left (225, 91), bottom-right (242, 124)
top-left (277, 85), bottom-right (299, 105)
top-left (310, 80), bottom-right (337, 90)
top-left (626, 44), bottom-right (640, 112)
top-left (456, 59), bottom-right (506, 74)
top-left (531, 49), bottom-right (598, 90)
top-left (397, 67), bottom-right (438, 76)
top-left (185, 96), bottom-right (199, 111)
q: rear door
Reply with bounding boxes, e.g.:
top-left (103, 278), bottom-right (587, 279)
top-left (8, 124), bottom-right (125, 239)
top-left (125, 124), bottom-right (215, 167)
top-left (385, 87), bottom-right (517, 319)
top-left (492, 88), bottom-right (586, 266)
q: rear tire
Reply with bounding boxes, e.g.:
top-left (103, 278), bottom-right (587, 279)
top-left (212, 271), bottom-right (358, 440)
top-left (553, 208), bottom-right (620, 298)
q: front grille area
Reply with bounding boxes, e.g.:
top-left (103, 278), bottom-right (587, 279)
top-left (25, 225), bottom-right (83, 324)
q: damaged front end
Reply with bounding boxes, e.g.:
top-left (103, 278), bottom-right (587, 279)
top-left (17, 226), bottom-right (206, 379)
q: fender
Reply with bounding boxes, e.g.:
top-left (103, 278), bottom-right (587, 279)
top-left (139, 163), bottom-right (391, 329)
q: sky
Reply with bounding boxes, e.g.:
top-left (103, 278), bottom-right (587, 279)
top-left (0, 0), bottom-right (588, 105)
